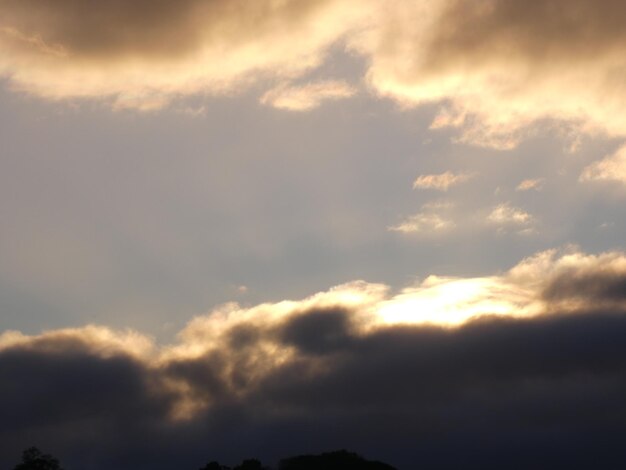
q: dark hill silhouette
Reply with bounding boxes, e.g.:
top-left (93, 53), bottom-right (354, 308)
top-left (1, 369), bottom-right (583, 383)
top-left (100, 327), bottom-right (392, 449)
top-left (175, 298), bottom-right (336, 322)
top-left (278, 450), bottom-right (396, 470)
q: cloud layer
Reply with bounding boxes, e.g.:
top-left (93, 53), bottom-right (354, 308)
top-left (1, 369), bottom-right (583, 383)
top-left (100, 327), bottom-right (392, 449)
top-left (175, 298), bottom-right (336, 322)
top-left (363, 0), bottom-right (626, 147)
top-left (4, 0), bottom-right (626, 146)
top-left (0, 0), bottom-right (370, 108)
top-left (2, 249), bottom-right (626, 469)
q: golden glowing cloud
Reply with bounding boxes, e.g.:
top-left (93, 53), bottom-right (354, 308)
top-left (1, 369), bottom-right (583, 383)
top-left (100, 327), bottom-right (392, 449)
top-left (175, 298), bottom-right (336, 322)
top-left (1, 0), bottom-right (626, 145)
top-left (0, 0), bottom-right (373, 108)
top-left (360, 0), bottom-right (626, 147)
top-left (6, 248), bottom-right (624, 362)
top-left (0, 325), bottom-right (155, 359)
top-left (170, 248), bottom-right (626, 346)
top-left (377, 276), bottom-right (540, 327)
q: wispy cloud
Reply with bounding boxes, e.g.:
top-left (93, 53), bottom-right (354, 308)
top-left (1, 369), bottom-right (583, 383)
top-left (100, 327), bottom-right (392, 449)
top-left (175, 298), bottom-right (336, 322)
top-left (488, 203), bottom-right (533, 226)
top-left (516, 178), bottom-right (545, 192)
top-left (260, 80), bottom-right (356, 111)
top-left (412, 171), bottom-right (475, 191)
top-left (388, 213), bottom-right (454, 234)
top-left (389, 202), bottom-right (455, 234)
top-left (580, 145), bottom-right (626, 184)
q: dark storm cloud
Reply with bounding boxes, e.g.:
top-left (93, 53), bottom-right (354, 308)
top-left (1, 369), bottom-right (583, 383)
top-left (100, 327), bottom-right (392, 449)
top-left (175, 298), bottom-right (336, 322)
top-left (0, 348), bottom-right (167, 429)
top-left (277, 307), bottom-right (354, 355)
top-left (2, 250), bottom-right (626, 469)
top-left (259, 311), bottom-right (626, 409)
top-left (544, 271), bottom-right (626, 303)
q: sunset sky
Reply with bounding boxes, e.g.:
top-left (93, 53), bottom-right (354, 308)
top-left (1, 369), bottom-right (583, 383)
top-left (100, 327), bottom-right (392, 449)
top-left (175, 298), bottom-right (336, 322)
top-left (2, 1), bottom-right (626, 469)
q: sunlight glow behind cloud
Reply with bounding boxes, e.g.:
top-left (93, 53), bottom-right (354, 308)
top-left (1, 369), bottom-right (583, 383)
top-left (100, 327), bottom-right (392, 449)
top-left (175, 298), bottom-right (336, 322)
top-left (7, 247), bottom-right (623, 372)
top-left (2, 247), bottom-right (626, 455)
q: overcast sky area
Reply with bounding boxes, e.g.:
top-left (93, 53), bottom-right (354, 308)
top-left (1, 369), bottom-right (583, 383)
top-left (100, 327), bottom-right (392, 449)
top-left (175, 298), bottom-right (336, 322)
top-left (2, 1), bottom-right (626, 469)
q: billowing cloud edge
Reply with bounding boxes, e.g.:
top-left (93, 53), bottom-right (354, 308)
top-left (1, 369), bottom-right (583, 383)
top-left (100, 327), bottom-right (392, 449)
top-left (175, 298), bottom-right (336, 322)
top-left (3, 248), bottom-right (626, 468)
top-left (3, 247), bottom-right (626, 420)
top-left (0, 0), bottom-right (373, 110)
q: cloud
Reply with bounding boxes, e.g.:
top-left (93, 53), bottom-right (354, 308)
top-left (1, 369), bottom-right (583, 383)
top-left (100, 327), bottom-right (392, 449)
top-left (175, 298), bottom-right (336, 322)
top-left (412, 171), bottom-right (475, 191)
top-left (580, 145), bottom-right (626, 184)
top-left (260, 80), bottom-right (356, 111)
top-left (0, 0), bottom-right (625, 151)
top-left (392, 201), bottom-right (539, 236)
top-left (388, 207), bottom-right (454, 234)
top-left (516, 178), bottom-right (545, 192)
top-left (539, 250), bottom-right (626, 309)
top-left (0, 326), bottom-right (154, 359)
top-left (1, 0), bottom-right (626, 145)
top-left (0, 0), bottom-right (373, 108)
top-left (488, 203), bottom-right (533, 226)
top-left (360, 0), bottom-right (626, 147)
top-left (2, 249), bottom-right (626, 469)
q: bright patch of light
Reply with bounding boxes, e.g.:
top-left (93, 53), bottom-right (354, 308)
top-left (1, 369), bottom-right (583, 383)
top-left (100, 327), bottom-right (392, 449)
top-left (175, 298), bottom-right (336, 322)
top-left (376, 276), bottom-right (540, 327)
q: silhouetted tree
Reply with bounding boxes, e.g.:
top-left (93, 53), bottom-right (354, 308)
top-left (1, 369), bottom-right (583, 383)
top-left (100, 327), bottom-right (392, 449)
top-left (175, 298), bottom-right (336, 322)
top-left (233, 458), bottom-right (268, 470)
top-left (279, 449), bottom-right (396, 470)
top-left (198, 462), bottom-right (231, 470)
top-left (14, 447), bottom-right (64, 470)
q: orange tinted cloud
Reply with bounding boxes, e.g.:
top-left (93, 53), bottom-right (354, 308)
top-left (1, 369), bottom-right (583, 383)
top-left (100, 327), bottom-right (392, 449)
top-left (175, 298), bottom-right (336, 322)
top-left (361, 0), bottom-right (626, 147)
top-left (3, 0), bottom-right (626, 146)
top-left (0, 0), bottom-right (372, 108)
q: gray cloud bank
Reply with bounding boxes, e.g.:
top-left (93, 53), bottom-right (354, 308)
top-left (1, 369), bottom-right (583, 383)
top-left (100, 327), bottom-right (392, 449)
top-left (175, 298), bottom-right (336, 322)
top-left (2, 250), bottom-right (626, 469)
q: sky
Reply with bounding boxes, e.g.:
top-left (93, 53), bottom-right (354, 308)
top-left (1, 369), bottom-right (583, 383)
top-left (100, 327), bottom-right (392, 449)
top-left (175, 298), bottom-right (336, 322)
top-left (2, 1), bottom-right (626, 468)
